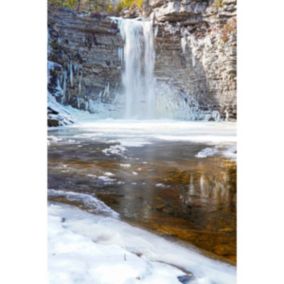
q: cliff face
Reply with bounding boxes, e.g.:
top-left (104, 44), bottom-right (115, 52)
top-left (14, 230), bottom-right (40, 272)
top-left (48, 7), bottom-right (123, 112)
top-left (147, 0), bottom-right (237, 119)
top-left (48, 0), bottom-right (236, 121)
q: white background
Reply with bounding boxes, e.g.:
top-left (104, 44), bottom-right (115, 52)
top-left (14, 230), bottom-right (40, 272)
top-left (0, 0), bottom-right (283, 283)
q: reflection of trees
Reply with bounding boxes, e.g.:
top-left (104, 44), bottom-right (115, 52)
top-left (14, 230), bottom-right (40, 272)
top-left (180, 162), bottom-right (236, 210)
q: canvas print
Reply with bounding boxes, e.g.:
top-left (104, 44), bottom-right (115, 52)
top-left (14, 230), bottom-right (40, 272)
top-left (48, 0), bottom-right (237, 283)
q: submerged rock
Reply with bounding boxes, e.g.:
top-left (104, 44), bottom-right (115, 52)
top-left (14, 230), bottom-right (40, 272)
top-left (48, 119), bottom-right (60, 127)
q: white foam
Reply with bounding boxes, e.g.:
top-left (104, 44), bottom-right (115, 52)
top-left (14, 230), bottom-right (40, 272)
top-left (49, 203), bottom-right (236, 284)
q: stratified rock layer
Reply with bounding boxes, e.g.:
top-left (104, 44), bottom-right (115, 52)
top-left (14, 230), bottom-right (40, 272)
top-left (147, 0), bottom-right (237, 119)
top-left (48, 7), bottom-right (123, 111)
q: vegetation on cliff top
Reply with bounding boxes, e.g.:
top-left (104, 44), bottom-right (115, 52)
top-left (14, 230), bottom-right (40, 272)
top-left (49, 0), bottom-right (144, 13)
top-left (116, 0), bottom-right (144, 11)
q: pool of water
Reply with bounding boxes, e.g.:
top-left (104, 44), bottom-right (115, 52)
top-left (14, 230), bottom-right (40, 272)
top-left (48, 120), bottom-right (237, 264)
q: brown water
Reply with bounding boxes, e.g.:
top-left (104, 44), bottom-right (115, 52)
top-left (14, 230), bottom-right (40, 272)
top-left (48, 126), bottom-right (236, 264)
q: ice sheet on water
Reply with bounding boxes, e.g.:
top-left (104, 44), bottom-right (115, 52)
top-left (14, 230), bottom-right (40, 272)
top-left (49, 121), bottom-right (236, 162)
top-left (102, 144), bottom-right (127, 157)
top-left (104, 172), bottom-right (115, 177)
top-left (155, 183), bottom-right (168, 188)
top-left (97, 175), bottom-right (116, 185)
top-left (69, 120), bottom-right (236, 144)
top-left (221, 145), bottom-right (237, 160)
top-left (195, 145), bottom-right (237, 160)
top-left (195, 147), bottom-right (219, 158)
top-left (49, 203), bottom-right (236, 284)
top-left (120, 163), bottom-right (131, 168)
top-left (48, 189), bottom-right (119, 218)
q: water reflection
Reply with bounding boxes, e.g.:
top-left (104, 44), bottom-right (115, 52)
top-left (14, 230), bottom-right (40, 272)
top-left (182, 168), bottom-right (234, 209)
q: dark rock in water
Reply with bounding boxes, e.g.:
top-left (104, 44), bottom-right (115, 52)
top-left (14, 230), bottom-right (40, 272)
top-left (48, 107), bottom-right (59, 115)
top-left (48, 119), bottom-right (60, 127)
top-left (177, 274), bottom-right (192, 284)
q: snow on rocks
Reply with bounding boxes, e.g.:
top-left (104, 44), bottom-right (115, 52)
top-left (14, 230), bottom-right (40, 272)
top-left (48, 93), bottom-right (74, 127)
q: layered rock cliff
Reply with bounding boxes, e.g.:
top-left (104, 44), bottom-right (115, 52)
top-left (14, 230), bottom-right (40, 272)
top-left (146, 0), bottom-right (237, 119)
top-left (48, 7), bottom-right (123, 113)
top-left (48, 0), bottom-right (236, 122)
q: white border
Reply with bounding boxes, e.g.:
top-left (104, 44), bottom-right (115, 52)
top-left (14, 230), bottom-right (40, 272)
top-left (0, 1), bottom-right (47, 283)
top-left (1, 0), bottom-right (284, 283)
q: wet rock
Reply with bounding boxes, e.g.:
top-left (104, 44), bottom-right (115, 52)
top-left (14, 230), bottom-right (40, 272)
top-left (177, 274), bottom-right (193, 284)
top-left (48, 119), bottom-right (60, 127)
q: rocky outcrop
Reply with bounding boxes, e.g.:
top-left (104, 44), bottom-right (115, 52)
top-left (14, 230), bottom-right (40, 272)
top-left (48, 7), bottom-right (123, 112)
top-left (48, 93), bottom-right (74, 127)
top-left (147, 0), bottom-right (237, 119)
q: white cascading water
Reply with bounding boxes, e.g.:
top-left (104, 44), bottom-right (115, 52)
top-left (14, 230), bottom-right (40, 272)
top-left (117, 18), bottom-right (210, 121)
top-left (118, 19), bottom-right (156, 119)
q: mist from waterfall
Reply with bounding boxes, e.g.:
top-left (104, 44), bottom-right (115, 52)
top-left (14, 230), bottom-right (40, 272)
top-left (118, 19), bottom-right (156, 119)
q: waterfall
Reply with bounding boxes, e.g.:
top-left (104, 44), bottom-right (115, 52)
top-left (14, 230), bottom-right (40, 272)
top-left (118, 19), bottom-right (156, 119)
top-left (112, 17), bottom-right (219, 121)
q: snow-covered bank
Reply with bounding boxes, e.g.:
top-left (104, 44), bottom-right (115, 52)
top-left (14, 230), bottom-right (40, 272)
top-left (49, 203), bottom-right (236, 284)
